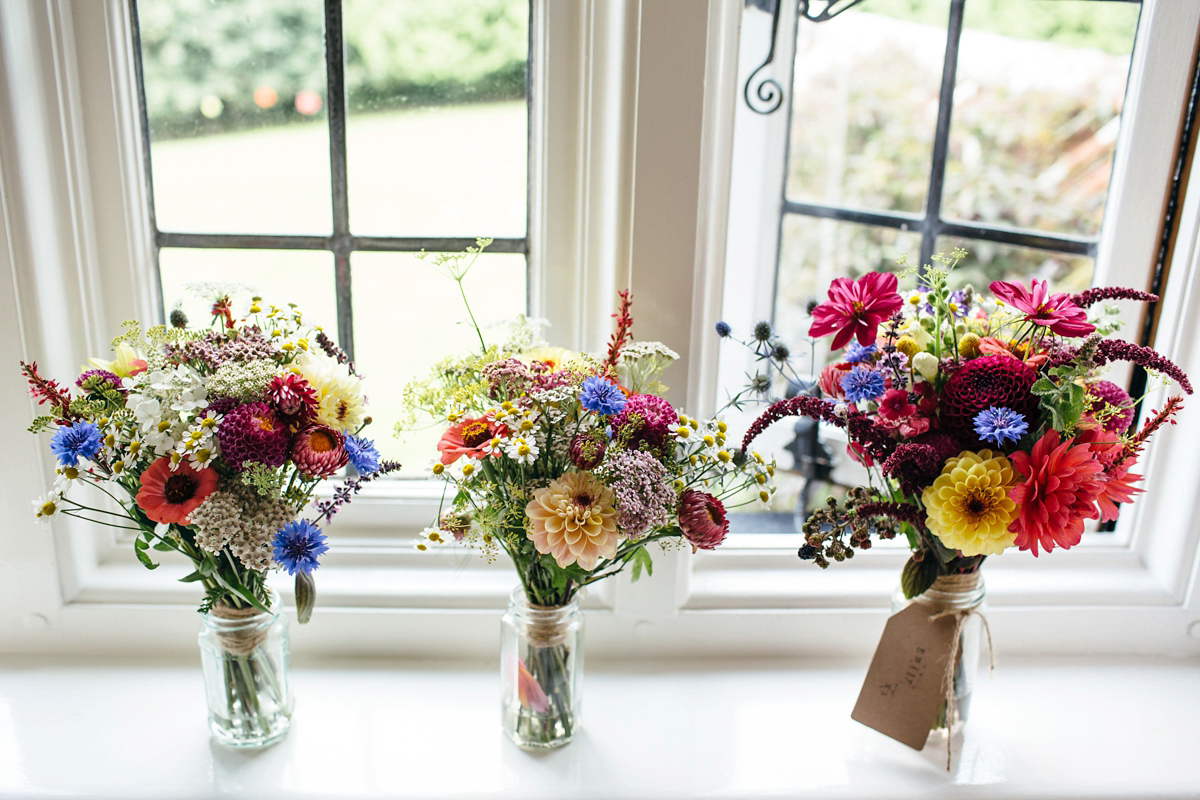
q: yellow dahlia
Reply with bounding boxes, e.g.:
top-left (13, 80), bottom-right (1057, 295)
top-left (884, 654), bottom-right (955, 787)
top-left (525, 472), bottom-right (619, 570)
top-left (922, 449), bottom-right (1019, 556)
top-left (294, 353), bottom-right (366, 433)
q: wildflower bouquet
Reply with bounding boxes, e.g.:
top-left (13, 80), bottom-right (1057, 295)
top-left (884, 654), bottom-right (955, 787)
top-left (22, 294), bottom-right (397, 745)
top-left (740, 251), bottom-right (1190, 751)
top-left (401, 247), bottom-right (774, 748)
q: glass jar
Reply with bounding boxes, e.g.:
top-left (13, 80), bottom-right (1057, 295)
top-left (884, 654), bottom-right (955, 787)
top-left (891, 572), bottom-right (986, 737)
top-left (500, 587), bottom-right (583, 750)
top-left (198, 590), bottom-right (293, 747)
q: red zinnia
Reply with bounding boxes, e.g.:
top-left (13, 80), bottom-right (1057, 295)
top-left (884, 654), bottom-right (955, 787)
top-left (678, 490), bottom-right (729, 551)
top-left (990, 279), bottom-right (1095, 338)
top-left (135, 457), bottom-right (218, 525)
top-left (1008, 430), bottom-right (1105, 556)
top-left (437, 415), bottom-right (508, 465)
top-left (809, 272), bottom-right (903, 350)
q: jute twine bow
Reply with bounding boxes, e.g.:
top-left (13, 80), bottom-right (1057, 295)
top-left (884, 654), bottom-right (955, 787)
top-left (926, 573), bottom-right (995, 772)
top-left (209, 602), bottom-right (271, 657)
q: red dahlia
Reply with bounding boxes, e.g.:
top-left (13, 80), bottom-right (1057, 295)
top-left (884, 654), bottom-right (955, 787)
top-left (938, 355), bottom-right (1037, 445)
top-left (217, 402), bottom-right (292, 470)
top-left (267, 373), bottom-right (318, 425)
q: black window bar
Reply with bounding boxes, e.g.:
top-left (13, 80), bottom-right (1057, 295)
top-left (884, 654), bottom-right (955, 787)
top-left (129, 0), bottom-right (530, 362)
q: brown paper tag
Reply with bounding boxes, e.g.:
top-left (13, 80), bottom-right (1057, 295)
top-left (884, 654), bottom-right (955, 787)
top-left (850, 602), bottom-right (959, 749)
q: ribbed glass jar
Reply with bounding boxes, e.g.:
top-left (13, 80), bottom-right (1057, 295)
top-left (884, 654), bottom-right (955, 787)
top-left (891, 573), bottom-right (986, 737)
top-left (198, 590), bottom-right (293, 748)
top-left (500, 587), bottom-right (583, 750)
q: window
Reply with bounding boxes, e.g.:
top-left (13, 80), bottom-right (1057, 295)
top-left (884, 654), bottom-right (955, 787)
top-left (3, 0), bottom-right (1200, 657)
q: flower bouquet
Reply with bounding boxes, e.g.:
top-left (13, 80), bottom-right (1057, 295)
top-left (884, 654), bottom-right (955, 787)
top-left (740, 251), bottom-right (1190, 751)
top-left (23, 294), bottom-right (397, 747)
top-left (401, 245), bottom-right (775, 749)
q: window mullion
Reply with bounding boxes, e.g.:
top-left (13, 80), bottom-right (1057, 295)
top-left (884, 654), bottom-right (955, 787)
top-left (323, 0), bottom-right (354, 360)
top-left (919, 0), bottom-right (966, 266)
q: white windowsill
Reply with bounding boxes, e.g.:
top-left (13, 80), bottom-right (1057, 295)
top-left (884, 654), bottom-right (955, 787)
top-left (1, 654), bottom-right (1197, 799)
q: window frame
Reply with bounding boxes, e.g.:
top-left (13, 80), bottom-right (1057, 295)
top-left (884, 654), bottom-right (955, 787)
top-left (4, 0), bottom-right (1200, 659)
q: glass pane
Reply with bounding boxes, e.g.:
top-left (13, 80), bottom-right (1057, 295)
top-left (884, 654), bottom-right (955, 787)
top-left (785, 1), bottom-right (950, 214)
top-left (934, 235), bottom-right (1094, 293)
top-left (943, 0), bottom-right (1140, 237)
top-left (350, 252), bottom-right (526, 469)
top-left (159, 248), bottom-right (337, 332)
top-left (344, 0), bottom-right (529, 237)
top-left (775, 215), bottom-right (922, 369)
top-left (138, 0), bottom-right (332, 234)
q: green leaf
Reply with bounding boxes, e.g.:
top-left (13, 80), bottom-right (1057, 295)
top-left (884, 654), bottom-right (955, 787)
top-left (628, 545), bottom-right (654, 582)
top-left (178, 570), bottom-right (204, 583)
top-left (134, 545), bottom-right (159, 570)
top-left (151, 540), bottom-right (174, 552)
top-left (900, 554), bottom-right (938, 600)
top-left (1031, 377), bottom-right (1057, 396)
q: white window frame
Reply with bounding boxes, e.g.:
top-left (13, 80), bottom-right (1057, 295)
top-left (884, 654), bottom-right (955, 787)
top-left (4, 0), bottom-right (1200, 660)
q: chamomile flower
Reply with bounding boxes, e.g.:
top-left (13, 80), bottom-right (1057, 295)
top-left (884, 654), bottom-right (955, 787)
top-left (33, 491), bottom-right (61, 522)
top-left (504, 437), bottom-right (540, 466)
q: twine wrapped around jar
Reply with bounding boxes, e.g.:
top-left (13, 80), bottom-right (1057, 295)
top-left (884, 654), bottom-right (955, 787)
top-left (523, 601), bottom-right (572, 647)
top-left (209, 602), bottom-right (271, 656)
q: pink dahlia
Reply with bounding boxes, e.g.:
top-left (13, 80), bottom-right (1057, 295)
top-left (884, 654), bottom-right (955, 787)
top-left (809, 272), bottom-right (903, 350)
top-left (610, 393), bottom-right (679, 450)
top-left (291, 425), bottom-right (349, 478)
top-left (1007, 430), bottom-right (1106, 556)
top-left (990, 279), bottom-right (1095, 338)
top-left (217, 402), bottom-right (291, 470)
top-left (267, 373), bottom-right (318, 425)
top-left (1086, 379), bottom-right (1135, 434)
top-left (437, 415), bottom-right (508, 465)
top-left (678, 489), bottom-right (729, 551)
top-left (939, 355), bottom-right (1037, 445)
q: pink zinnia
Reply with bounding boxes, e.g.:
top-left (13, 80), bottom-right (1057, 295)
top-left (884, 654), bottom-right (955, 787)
top-left (678, 490), bottom-right (729, 550)
top-left (809, 272), bottom-right (903, 350)
top-left (1008, 430), bottom-right (1105, 556)
top-left (990, 279), bottom-right (1095, 338)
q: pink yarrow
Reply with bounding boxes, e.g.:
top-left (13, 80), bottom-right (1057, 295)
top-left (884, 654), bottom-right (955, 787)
top-left (809, 272), bottom-right (903, 350)
top-left (989, 279), bottom-right (1095, 338)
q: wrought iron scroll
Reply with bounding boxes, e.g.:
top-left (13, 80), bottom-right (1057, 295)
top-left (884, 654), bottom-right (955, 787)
top-left (743, 0), bottom-right (866, 114)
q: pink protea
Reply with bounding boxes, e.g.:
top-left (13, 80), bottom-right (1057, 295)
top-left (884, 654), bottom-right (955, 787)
top-left (678, 489), bottom-right (729, 550)
top-left (217, 402), bottom-right (291, 470)
top-left (809, 272), bottom-right (903, 350)
top-left (290, 424), bottom-right (349, 478)
top-left (1008, 430), bottom-right (1106, 556)
top-left (267, 372), bottom-right (318, 425)
top-left (610, 393), bottom-right (678, 450)
top-left (990, 279), bottom-right (1095, 338)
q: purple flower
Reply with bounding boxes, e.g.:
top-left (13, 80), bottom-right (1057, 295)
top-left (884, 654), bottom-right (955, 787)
top-left (344, 435), bottom-right (382, 474)
top-left (840, 367), bottom-right (886, 404)
top-left (602, 449), bottom-right (676, 537)
top-left (580, 376), bottom-right (628, 415)
top-left (50, 422), bottom-right (103, 467)
top-left (273, 520), bottom-right (329, 575)
top-left (973, 406), bottom-right (1028, 447)
top-left (843, 343), bottom-right (877, 364)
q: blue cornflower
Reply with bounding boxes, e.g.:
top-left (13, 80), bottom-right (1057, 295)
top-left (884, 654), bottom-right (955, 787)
top-left (841, 367), bottom-right (886, 404)
top-left (344, 435), bottom-right (381, 474)
top-left (50, 422), bottom-right (104, 468)
top-left (844, 343), bottom-right (877, 364)
top-left (714, 321), bottom-right (732, 338)
top-left (272, 520), bottom-right (330, 576)
top-left (580, 376), bottom-right (627, 415)
top-left (973, 406), bottom-right (1029, 446)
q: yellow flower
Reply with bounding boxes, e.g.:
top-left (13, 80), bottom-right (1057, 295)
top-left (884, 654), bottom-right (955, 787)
top-left (922, 450), bottom-right (1019, 556)
top-left (294, 353), bottom-right (366, 433)
top-left (958, 332), bottom-right (981, 358)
